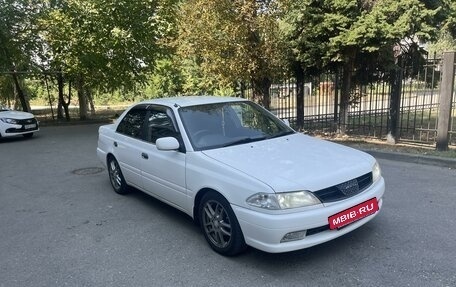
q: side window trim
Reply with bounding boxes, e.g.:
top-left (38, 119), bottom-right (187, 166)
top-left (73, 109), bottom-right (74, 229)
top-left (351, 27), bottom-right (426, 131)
top-left (145, 106), bottom-right (177, 143)
top-left (146, 105), bottom-right (179, 132)
top-left (145, 105), bottom-right (186, 153)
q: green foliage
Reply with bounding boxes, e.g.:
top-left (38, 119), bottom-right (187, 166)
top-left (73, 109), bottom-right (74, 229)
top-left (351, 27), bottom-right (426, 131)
top-left (39, 0), bottom-right (178, 91)
top-left (0, 76), bottom-right (14, 104)
top-left (146, 58), bottom-right (183, 97)
top-left (442, 0), bottom-right (456, 37)
top-left (282, 0), bottom-right (442, 74)
top-left (176, 0), bottom-right (289, 91)
top-left (280, 0), bottom-right (446, 134)
top-left (427, 31), bottom-right (456, 55)
top-left (427, 0), bottom-right (456, 55)
top-left (2, 0), bottom-right (455, 109)
top-left (0, 0), bottom-right (42, 71)
top-left (0, 0), bottom-right (44, 109)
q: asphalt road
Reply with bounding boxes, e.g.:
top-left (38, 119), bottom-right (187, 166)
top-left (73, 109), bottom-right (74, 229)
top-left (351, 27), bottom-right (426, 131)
top-left (1, 124), bottom-right (455, 287)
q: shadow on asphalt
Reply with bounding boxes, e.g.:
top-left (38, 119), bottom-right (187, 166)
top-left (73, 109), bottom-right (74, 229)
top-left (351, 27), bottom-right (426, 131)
top-left (0, 135), bottom-right (37, 143)
top-left (121, 186), bottom-right (199, 227)
top-left (118, 185), bottom-right (378, 265)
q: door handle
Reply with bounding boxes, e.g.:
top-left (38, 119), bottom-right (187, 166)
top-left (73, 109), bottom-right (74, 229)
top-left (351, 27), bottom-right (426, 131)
top-left (113, 141), bottom-right (118, 147)
top-left (141, 152), bottom-right (149, 159)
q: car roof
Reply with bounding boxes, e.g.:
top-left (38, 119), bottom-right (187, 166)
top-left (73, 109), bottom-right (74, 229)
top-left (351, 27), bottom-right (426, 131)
top-left (137, 96), bottom-right (248, 108)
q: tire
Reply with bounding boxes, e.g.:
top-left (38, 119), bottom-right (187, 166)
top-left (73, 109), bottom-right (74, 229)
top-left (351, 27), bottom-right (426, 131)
top-left (23, 133), bottom-right (33, 138)
top-left (198, 191), bottom-right (247, 256)
top-left (107, 156), bottom-right (129, 195)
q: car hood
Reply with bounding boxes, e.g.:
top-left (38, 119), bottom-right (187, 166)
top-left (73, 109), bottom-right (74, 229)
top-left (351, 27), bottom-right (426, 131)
top-left (201, 134), bottom-right (375, 192)
top-left (0, 110), bottom-right (35, 119)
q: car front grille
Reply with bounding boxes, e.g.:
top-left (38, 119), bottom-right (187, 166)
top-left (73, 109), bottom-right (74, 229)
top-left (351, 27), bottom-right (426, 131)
top-left (313, 172), bottom-right (373, 203)
top-left (5, 118), bottom-right (39, 133)
top-left (16, 118), bottom-right (38, 125)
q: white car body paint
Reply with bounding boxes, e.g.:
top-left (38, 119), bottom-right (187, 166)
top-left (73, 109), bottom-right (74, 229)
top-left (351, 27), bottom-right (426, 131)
top-left (0, 107), bottom-right (39, 138)
top-left (97, 96), bottom-right (385, 253)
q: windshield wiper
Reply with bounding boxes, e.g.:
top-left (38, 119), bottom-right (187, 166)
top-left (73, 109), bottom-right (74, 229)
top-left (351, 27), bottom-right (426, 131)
top-left (222, 136), bottom-right (267, 147)
top-left (268, 130), bottom-right (295, 139)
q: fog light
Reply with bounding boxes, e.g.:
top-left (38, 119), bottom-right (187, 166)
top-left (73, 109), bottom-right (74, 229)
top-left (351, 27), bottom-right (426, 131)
top-left (280, 230), bottom-right (306, 243)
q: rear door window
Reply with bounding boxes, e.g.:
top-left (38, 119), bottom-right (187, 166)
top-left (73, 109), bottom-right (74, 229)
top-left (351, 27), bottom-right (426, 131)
top-left (116, 107), bottom-right (147, 139)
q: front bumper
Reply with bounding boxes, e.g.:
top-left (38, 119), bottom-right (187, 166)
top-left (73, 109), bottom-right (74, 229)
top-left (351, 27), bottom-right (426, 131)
top-left (1, 121), bottom-right (39, 137)
top-left (232, 177), bottom-right (385, 253)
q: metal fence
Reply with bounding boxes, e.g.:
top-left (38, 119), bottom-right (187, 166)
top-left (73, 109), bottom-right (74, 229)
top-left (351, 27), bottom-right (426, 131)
top-left (244, 53), bottom-right (456, 147)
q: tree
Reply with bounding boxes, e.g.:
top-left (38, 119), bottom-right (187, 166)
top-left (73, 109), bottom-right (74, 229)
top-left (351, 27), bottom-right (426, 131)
top-left (281, 0), bottom-right (442, 135)
top-left (146, 58), bottom-right (184, 97)
top-left (0, 0), bottom-right (43, 111)
top-left (428, 0), bottom-right (456, 54)
top-left (176, 0), bottom-right (288, 108)
top-left (39, 0), bottom-right (177, 119)
top-left (441, 0), bottom-right (456, 37)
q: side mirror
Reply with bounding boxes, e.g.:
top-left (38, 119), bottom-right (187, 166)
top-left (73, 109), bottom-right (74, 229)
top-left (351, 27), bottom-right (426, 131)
top-left (156, 137), bottom-right (180, 151)
top-left (282, 118), bottom-right (290, 127)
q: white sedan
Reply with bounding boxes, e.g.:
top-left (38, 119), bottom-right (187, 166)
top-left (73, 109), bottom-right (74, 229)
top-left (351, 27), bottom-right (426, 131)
top-left (97, 96), bottom-right (385, 255)
top-left (0, 105), bottom-right (39, 138)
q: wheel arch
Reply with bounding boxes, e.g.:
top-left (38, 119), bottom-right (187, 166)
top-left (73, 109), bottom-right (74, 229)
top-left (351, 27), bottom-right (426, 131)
top-left (194, 186), bottom-right (247, 255)
top-left (193, 187), bottom-right (222, 224)
top-left (106, 152), bottom-right (116, 164)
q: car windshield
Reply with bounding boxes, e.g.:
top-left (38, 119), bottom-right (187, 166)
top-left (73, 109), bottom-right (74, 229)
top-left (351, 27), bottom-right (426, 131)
top-left (179, 101), bottom-right (295, 150)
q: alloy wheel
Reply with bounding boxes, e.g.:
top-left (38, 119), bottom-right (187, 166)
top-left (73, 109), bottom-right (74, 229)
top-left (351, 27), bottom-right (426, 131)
top-left (202, 200), bottom-right (232, 248)
top-left (109, 159), bottom-right (122, 190)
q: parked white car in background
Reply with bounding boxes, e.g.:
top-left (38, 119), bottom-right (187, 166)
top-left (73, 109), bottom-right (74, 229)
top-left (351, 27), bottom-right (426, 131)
top-left (0, 105), bottom-right (39, 138)
top-left (97, 96), bottom-right (385, 255)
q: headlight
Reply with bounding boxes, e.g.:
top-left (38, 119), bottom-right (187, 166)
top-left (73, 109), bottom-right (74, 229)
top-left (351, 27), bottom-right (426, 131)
top-left (277, 192), bottom-right (321, 209)
top-left (0, 118), bottom-right (19, 124)
top-left (372, 161), bottom-right (381, 182)
top-left (246, 191), bottom-right (321, 210)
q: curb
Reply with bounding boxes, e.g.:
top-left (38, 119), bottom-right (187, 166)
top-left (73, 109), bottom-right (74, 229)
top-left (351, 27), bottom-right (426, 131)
top-left (363, 149), bottom-right (456, 169)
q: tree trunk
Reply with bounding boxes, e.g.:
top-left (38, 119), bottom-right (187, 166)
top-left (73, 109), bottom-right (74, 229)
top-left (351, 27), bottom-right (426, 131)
top-left (57, 71), bottom-right (71, 121)
top-left (77, 77), bottom-right (88, 120)
top-left (57, 100), bottom-right (64, 119)
top-left (239, 81), bottom-right (246, 98)
top-left (333, 70), bottom-right (340, 126)
top-left (338, 59), bottom-right (354, 135)
top-left (44, 75), bottom-right (55, 120)
top-left (64, 80), bottom-right (71, 121)
top-left (57, 72), bottom-right (65, 120)
top-left (11, 71), bottom-right (31, 112)
top-left (86, 89), bottom-right (96, 116)
top-left (387, 57), bottom-right (403, 144)
top-left (295, 65), bottom-right (305, 131)
top-left (252, 77), bottom-right (271, 110)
